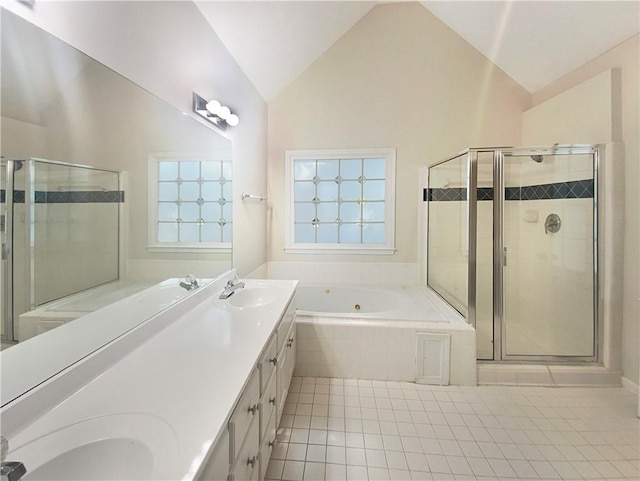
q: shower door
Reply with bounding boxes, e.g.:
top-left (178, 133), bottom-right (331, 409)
top-left (497, 147), bottom-right (597, 361)
top-left (1, 159), bottom-right (120, 346)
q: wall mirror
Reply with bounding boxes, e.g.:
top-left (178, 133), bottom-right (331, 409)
top-left (0, 9), bottom-right (232, 406)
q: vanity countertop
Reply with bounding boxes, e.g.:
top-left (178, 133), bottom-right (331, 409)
top-left (5, 275), bottom-right (298, 480)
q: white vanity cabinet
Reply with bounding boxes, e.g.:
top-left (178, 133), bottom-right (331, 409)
top-left (275, 299), bottom-right (296, 424)
top-left (197, 294), bottom-right (296, 481)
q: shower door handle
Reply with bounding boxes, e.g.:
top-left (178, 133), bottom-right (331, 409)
top-left (503, 247), bottom-right (507, 267)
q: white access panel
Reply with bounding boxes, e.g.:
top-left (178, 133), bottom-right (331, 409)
top-left (416, 332), bottom-right (451, 385)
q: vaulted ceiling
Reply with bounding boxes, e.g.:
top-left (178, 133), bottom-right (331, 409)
top-left (195, 1), bottom-right (640, 101)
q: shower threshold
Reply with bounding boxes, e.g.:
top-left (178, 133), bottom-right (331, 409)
top-left (477, 362), bottom-right (621, 387)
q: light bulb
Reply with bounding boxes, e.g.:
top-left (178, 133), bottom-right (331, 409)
top-left (205, 100), bottom-right (221, 116)
top-left (226, 113), bottom-right (239, 126)
top-left (218, 106), bottom-right (231, 120)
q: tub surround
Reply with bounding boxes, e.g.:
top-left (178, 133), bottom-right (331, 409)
top-left (295, 284), bottom-right (477, 386)
top-left (1, 272), bottom-right (298, 480)
top-left (267, 261), bottom-right (419, 286)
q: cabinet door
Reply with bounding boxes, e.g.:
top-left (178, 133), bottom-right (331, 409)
top-left (197, 429), bottom-right (230, 481)
top-left (229, 370), bottom-right (260, 462)
top-left (275, 343), bottom-right (289, 426)
top-left (286, 324), bottom-right (296, 382)
top-left (276, 298), bottom-right (296, 353)
top-left (259, 410), bottom-right (277, 481)
top-left (230, 419), bottom-right (259, 481)
top-left (259, 371), bottom-right (277, 442)
top-left (258, 335), bottom-right (278, 395)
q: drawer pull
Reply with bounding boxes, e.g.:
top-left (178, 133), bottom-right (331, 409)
top-left (287, 337), bottom-right (294, 348)
top-left (269, 396), bottom-right (276, 405)
top-left (247, 404), bottom-right (258, 415)
top-left (269, 357), bottom-right (278, 366)
top-left (247, 455), bottom-right (257, 468)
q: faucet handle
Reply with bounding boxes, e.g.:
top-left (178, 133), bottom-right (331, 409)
top-left (1, 461), bottom-right (27, 481)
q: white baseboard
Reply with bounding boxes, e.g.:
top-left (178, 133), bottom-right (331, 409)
top-left (622, 376), bottom-right (639, 395)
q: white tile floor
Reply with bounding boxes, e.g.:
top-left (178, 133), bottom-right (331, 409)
top-left (266, 377), bottom-right (639, 481)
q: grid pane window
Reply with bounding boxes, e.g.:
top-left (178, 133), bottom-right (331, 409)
top-left (155, 159), bottom-right (232, 244)
top-left (292, 157), bottom-right (387, 245)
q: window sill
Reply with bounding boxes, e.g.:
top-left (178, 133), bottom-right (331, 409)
top-left (284, 246), bottom-right (396, 255)
top-left (147, 245), bottom-right (232, 254)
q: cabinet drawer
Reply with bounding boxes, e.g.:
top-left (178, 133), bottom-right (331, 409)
top-left (259, 410), bottom-right (277, 481)
top-left (229, 369), bottom-right (260, 462)
top-left (258, 335), bottom-right (277, 395)
top-left (230, 418), bottom-right (259, 481)
top-left (197, 429), bottom-right (229, 481)
top-left (276, 297), bottom-right (296, 353)
top-left (259, 371), bottom-right (277, 441)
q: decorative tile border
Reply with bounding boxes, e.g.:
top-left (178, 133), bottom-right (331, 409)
top-left (1, 190), bottom-right (125, 203)
top-left (425, 179), bottom-right (594, 202)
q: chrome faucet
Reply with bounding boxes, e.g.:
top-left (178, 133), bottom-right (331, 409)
top-left (219, 276), bottom-right (245, 299)
top-left (179, 274), bottom-right (199, 291)
top-left (1, 437), bottom-right (26, 481)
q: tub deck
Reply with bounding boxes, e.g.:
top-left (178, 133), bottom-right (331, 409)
top-left (296, 284), bottom-right (464, 323)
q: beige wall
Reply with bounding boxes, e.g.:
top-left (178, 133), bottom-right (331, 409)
top-left (1, 0), bottom-right (268, 277)
top-left (530, 35), bottom-right (640, 386)
top-left (523, 69), bottom-right (620, 145)
top-left (267, 3), bottom-right (530, 265)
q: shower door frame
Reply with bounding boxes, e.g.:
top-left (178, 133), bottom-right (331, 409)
top-left (489, 145), bottom-right (599, 363)
top-left (427, 144), bottom-right (600, 363)
top-left (1, 158), bottom-right (122, 343)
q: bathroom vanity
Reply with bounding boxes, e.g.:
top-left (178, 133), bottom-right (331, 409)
top-left (198, 285), bottom-right (297, 481)
top-left (0, 271), bottom-right (297, 481)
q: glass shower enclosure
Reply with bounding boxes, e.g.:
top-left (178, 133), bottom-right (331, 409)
top-left (427, 145), bottom-right (598, 362)
top-left (1, 158), bottom-right (121, 345)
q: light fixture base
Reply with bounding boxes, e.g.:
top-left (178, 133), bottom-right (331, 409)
top-left (193, 92), bottom-right (228, 131)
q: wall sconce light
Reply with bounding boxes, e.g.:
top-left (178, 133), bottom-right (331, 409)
top-left (193, 92), bottom-right (239, 131)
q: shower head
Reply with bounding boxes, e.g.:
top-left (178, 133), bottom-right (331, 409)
top-left (530, 155), bottom-right (544, 163)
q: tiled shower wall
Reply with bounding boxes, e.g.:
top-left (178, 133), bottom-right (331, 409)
top-left (6, 163), bottom-right (121, 323)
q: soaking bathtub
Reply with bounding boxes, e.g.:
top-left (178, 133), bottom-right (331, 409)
top-left (294, 283), bottom-right (477, 385)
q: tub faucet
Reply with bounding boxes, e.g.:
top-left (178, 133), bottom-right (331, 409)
top-left (1, 437), bottom-right (27, 481)
top-left (180, 274), bottom-right (199, 291)
top-left (219, 277), bottom-right (245, 299)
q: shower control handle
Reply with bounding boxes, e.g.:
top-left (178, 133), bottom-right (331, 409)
top-left (545, 213), bottom-right (561, 234)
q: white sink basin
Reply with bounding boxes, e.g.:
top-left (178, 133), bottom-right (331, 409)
top-left (10, 414), bottom-right (178, 480)
top-left (25, 439), bottom-right (153, 480)
top-left (228, 287), bottom-right (279, 308)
